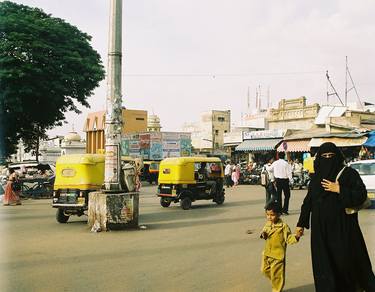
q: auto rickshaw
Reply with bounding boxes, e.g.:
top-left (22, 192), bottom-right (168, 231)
top-left (157, 157), bottom-right (225, 210)
top-left (142, 161), bottom-right (160, 184)
top-left (52, 154), bottom-right (105, 223)
top-left (52, 154), bottom-right (137, 223)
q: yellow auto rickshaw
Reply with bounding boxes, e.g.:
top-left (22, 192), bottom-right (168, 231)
top-left (52, 154), bottom-right (105, 223)
top-left (157, 157), bottom-right (225, 210)
top-left (52, 154), bottom-right (138, 223)
top-left (142, 161), bottom-right (160, 184)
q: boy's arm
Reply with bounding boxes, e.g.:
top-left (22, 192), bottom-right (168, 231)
top-left (284, 224), bottom-right (300, 245)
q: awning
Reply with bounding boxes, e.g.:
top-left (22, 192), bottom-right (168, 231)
top-left (277, 139), bottom-right (311, 152)
top-left (363, 131), bottom-right (375, 148)
top-left (309, 137), bottom-right (368, 148)
top-left (236, 138), bottom-right (282, 152)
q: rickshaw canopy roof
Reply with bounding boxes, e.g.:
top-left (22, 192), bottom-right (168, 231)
top-left (161, 156), bottom-right (222, 165)
top-left (56, 154), bottom-right (105, 165)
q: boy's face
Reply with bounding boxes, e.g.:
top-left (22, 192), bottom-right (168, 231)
top-left (266, 210), bottom-right (279, 224)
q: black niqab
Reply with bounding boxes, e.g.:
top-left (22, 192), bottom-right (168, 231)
top-left (314, 142), bottom-right (345, 181)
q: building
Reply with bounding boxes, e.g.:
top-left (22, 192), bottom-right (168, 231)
top-left (223, 126), bottom-right (262, 161)
top-left (147, 114), bottom-right (162, 132)
top-left (267, 96), bottom-right (320, 130)
top-left (84, 108), bottom-right (147, 154)
top-left (60, 131), bottom-right (86, 156)
top-left (182, 110), bottom-right (231, 153)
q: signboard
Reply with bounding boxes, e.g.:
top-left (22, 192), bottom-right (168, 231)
top-left (163, 140), bottom-right (180, 150)
top-left (162, 132), bottom-right (179, 141)
top-left (120, 138), bottom-right (130, 156)
top-left (243, 129), bottom-right (286, 140)
top-left (150, 142), bottom-right (163, 160)
top-left (139, 133), bottom-right (150, 149)
top-left (180, 139), bottom-right (192, 156)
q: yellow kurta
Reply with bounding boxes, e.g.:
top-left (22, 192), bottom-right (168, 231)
top-left (261, 219), bottom-right (298, 260)
top-left (261, 219), bottom-right (299, 292)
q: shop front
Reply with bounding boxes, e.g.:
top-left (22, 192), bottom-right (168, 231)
top-left (235, 129), bottom-right (285, 165)
top-left (309, 135), bottom-right (368, 162)
top-left (276, 139), bottom-right (311, 162)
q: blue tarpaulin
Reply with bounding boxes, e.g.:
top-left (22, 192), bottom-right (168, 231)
top-left (364, 131), bottom-right (375, 148)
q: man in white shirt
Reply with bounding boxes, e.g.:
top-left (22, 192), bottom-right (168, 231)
top-left (269, 152), bottom-right (292, 215)
top-left (224, 162), bottom-right (233, 187)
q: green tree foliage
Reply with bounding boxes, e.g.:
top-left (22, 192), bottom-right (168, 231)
top-left (0, 1), bottom-right (105, 161)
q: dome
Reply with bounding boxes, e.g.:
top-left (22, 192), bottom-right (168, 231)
top-left (64, 131), bottom-right (81, 142)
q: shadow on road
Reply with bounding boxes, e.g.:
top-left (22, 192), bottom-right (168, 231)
top-left (286, 284), bottom-right (315, 291)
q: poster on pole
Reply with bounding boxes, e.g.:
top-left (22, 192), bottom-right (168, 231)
top-left (104, 144), bottom-right (120, 184)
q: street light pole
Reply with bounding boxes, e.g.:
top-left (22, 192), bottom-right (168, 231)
top-left (88, 0), bottom-right (139, 230)
top-left (104, 0), bottom-right (123, 191)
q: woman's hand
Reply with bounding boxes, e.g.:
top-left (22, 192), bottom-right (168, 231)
top-left (295, 227), bottom-right (304, 237)
top-left (321, 179), bottom-right (340, 193)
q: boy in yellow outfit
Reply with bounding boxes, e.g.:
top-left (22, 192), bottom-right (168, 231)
top-left (260, 202), bottom-right (301, 292)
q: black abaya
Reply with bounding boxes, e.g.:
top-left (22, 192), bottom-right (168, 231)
top-left (297, 167), bottom-right (375, 292)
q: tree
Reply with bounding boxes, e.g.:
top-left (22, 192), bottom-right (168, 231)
top-left (0, 1), bottom-right (105, 161)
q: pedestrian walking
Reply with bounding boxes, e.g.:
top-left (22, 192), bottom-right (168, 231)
top-left (260, 202), bottom-right (301, 292)
top-left (296, 142), bottom-right (375, 292)
top-left (261, 157), bottom-right (276, 208)
top-left (224, 162), bottom-right (233, 188)
top-left (232, 164), bottom-right (240, 186)
top-left (3, 169), bottom-right (22, 206)
top-left (269, 152), bottom-right (292, 215)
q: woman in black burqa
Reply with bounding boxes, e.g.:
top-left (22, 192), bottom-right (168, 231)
top-left (296, 142), bottom-right (375, 292)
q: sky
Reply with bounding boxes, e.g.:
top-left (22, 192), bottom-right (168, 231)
top-left (12, 0), bottom-right (375, 137)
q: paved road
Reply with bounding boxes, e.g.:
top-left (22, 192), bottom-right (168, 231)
top-left (1, 185), bottom-right (374, 292)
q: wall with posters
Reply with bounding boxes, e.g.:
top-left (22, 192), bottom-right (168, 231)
top-left (121, 132), bottom-right (192, 160)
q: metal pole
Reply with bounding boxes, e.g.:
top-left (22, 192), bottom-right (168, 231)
top-left (104, 0), bottom-right (123, 191)
top-left (345, 56), bottom-right (348, 106)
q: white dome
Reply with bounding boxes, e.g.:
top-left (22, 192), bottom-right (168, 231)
top-left (64, 131), bottom-right (81, 142)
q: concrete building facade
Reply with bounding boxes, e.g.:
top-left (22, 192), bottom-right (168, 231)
top-left (182, 110), bottom-right (231, 153)
top-left (84, 108), bottom-right (147, 154)
top-left (267, 97), bottom-right (320, 130)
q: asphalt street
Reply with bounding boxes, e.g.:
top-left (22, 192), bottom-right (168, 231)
top-left (1, 185), bottom-right (374, 292)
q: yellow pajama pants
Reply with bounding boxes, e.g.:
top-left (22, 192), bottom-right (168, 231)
top-left (261, 255), bottom-right (285, 292)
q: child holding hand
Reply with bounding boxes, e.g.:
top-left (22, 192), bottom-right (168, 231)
top-left (260, 202), bottom-right (302, 292)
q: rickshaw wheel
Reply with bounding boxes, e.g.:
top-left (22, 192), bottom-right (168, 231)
top-left (215, 195), bottom-right (225, 205)
top-left (56, 208), bottom-right (69, 223)
top-left (180, 197), bottom-right (192, 210)
top-left (160, 198), bottom-right (171, 208)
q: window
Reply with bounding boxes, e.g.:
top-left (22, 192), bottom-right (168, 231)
top-left (218, 117), bottom-right (225, 122)
top-left (136, 118), bottom-right (145, 121)
top-left (351, 163), bottom-right (375, 175)
top-left (215, 130), bottom-right (219, 135)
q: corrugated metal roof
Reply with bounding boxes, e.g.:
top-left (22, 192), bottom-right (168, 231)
top-left (236, 139), bottom-right (281, 152)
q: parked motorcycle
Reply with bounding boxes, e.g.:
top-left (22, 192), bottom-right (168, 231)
top-left (290, 170), bottom-right (310, 189)
top-left (239, 165), bottom-right (262, 185)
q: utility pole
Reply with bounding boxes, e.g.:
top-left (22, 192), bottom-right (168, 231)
top-left (104, 0), bottom-right (123, 191)
top-left (88, 0), bottom-right (139, 231)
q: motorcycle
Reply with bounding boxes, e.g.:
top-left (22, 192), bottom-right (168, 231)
top-left (290, 170), bottom-right (310, 189)
top-left (239, 165), bottom-right (262, 185)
